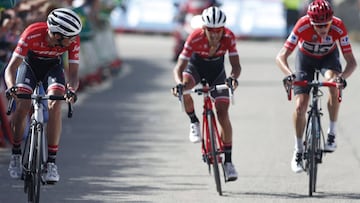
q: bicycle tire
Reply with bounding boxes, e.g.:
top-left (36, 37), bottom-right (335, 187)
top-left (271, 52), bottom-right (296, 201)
top-left (207, 112), bottom-right (222, 196)
top-left (308, 114), bottom-right (319, 196)
top-left (33, 122), bottom-right (43, 203)
top-left (22, 126), bottom-right (32, 194)
top-left (313, 115), bottom-right (322, 193)
top-left (24, 121), bottom-right (43, 203)
top-left (26, 123), bottom-right (37, 202)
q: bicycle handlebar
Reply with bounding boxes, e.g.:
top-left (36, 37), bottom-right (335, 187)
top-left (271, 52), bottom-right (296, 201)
top-left (284, 80), bottom-right (343, 102)
top-left (6, 92), bottom-right (73, 118)
top-left (179, 83), bottom-right (234, 111)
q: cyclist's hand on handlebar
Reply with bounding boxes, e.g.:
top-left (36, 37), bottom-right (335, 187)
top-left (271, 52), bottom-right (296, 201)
top-left (5, 86), bottom-right (17, 99)
top-left (335, 76), bottom-right (347, 89)
top-left (225, 77), bottom-right (238, 90)
top-left (283, 74), bottom-right (296, 87)
top-left (65, 88), bottom-right (77, 103)
top-left (172, 83), bottom-right (184, 97)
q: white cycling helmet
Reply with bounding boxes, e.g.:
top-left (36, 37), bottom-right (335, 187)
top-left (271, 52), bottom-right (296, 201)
top-left (47, 8), bottom-right (82, 37)
top-left (201, 6), bottom-right (226, 28)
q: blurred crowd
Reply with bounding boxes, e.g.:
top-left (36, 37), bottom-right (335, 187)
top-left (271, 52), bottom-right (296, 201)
top-left (2, 0), bottom-right (360, 71)
top-left (0, 0), bottom-right (120, 70)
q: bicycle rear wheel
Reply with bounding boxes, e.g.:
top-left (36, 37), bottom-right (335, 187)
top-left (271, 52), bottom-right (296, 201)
top-left (207, 112), bottom-right (222, 196)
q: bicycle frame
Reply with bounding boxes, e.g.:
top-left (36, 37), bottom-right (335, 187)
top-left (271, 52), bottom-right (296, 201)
top-left (180, 80), bottom-right (233, 196)
top-left (199, 85), bottom-right (224, 159)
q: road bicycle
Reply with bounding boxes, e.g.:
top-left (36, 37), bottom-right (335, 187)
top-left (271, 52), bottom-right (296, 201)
top-left (177, 79), bottom-right (234, 196)
top-left (284, 70), bottom-right (342, 196)
top-left (6, 82), bottom-right (74, 203)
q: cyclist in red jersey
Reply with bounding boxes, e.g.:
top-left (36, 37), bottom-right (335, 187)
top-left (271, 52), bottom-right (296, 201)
top-left (5, 8), bottom-right (82, 182)
top-left (276, 0), bottom-right (357, 173)
top-left (173, 6), bottom-right (241, 181)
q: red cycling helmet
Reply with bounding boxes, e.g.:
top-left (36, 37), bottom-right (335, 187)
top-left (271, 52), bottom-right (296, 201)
top-left (307, 0), bottom-right (333, 24)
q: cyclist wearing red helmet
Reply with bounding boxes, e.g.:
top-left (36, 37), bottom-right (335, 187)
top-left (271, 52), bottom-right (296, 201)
top-left (276, 0), bottom-right (357, 173)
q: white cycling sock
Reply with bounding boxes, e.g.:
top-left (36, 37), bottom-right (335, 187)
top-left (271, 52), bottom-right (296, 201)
top-left (328, 121), bottom-right (337, 136)
top-left (295, 136), bottom-right (303, 152)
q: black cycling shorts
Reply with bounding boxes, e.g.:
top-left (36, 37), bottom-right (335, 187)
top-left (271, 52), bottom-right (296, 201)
top-left (183, 54), bottom-right (228, 99)
top-left (15, 53), bottom-right (65, 93)
top-left (294, 49), bottom-right (342, 95)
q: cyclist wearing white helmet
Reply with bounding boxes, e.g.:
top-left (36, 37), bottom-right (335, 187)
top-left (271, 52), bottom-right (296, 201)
top-left (5, 7), bottom-right (82, 183)
top-left (172, 6), bottom-right (241, 181)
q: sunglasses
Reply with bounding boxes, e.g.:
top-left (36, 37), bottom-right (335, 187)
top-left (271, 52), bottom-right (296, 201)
top-left (62, 35), bottom-right (77, 40)
top-left (205, 27), bottom-right (224, 33)
top-left (312, 21), bottom-right (332, 28)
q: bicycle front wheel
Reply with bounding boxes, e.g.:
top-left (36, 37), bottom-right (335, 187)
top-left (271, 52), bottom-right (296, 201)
top-left (33, 123), bottom-right (44, 203)
top-left (307, 115), bottom-right (320, 196)
top-left (25, 122), bottom-right (43, 203)
top-left (207, 112), bottom-right (222, 196)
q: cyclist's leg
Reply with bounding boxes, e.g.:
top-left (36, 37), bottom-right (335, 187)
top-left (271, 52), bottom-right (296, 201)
top-left (182, 70), bottom-right (197, 115)
top-left (8, 63), bottom-right (34, 178)
top-left (211, 70), bottom-right (231, 145)
top-left (182, 65), bottom-right (201, 142)
top-left (324, 69), bottom-right (340, 131)
top-left (211, 71), bottom-right (237, 181)
top-left (293, 52), bottom-right (316, 152)
top-left (321, 50), bottom-right (342, 151)
top-left (11, 63), bottom-right (35, 148)
top-left (291, 52), bottom-right (313, 173)
top-left (43, 63), bottom-right (65, 183)
top-left (44, 64), bottom-right (66, 163)
top-left (321, 50), bottom-right (342, 136)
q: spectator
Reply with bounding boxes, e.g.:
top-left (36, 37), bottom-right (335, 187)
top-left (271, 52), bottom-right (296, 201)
top-left (283, 0), bottom-right (304, 38)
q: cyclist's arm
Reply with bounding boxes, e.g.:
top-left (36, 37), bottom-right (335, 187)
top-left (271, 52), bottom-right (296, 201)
top-left (340, 52), bottom-right (357, 79)
top-left (276, 46), bottom-right (294, 76)
top-left (66, 62), bottom-right (80, 92)
top-left (4, 54), bottom-right (23, 89)
top-left (229, 55), bottom-right (241, 79)
top-left (173, 57), bottom-right (189, 85)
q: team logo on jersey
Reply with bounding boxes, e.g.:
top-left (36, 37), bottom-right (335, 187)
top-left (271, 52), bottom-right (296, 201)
top-left (72, 45), bottom-right (80, 52)
top-left (324, 36), bottom-right (333, 43)
top-left (287, 33), bottom-right (298, 44)
top-left (340, 36), bottom-right (350, 46)
top-left (311, 35), bottom-right (318, 42)
top-left (302, 41), bottom-right (335, 55)
top-left (27, 33), bottom-right (41, 40)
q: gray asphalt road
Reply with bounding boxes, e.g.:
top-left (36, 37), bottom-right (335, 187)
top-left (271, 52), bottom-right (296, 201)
top-left (1, 33), bottom-right (360, 203)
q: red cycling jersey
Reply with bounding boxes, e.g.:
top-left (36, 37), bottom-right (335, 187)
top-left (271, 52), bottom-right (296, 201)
top-left (179, 27), bottom-right (238, 60)
top-left (285, 16), bottom-right (352, 58)
top-left (13, 22), bottom-right (80, 64)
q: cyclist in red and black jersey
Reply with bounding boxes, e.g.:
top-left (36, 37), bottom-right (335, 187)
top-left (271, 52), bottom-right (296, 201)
top-left (276, 0), bottom-right (357, 173)
top-left (173, 6), bottom-right (241, 181)
top-left (5, 8), bottom-right (82, 183)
